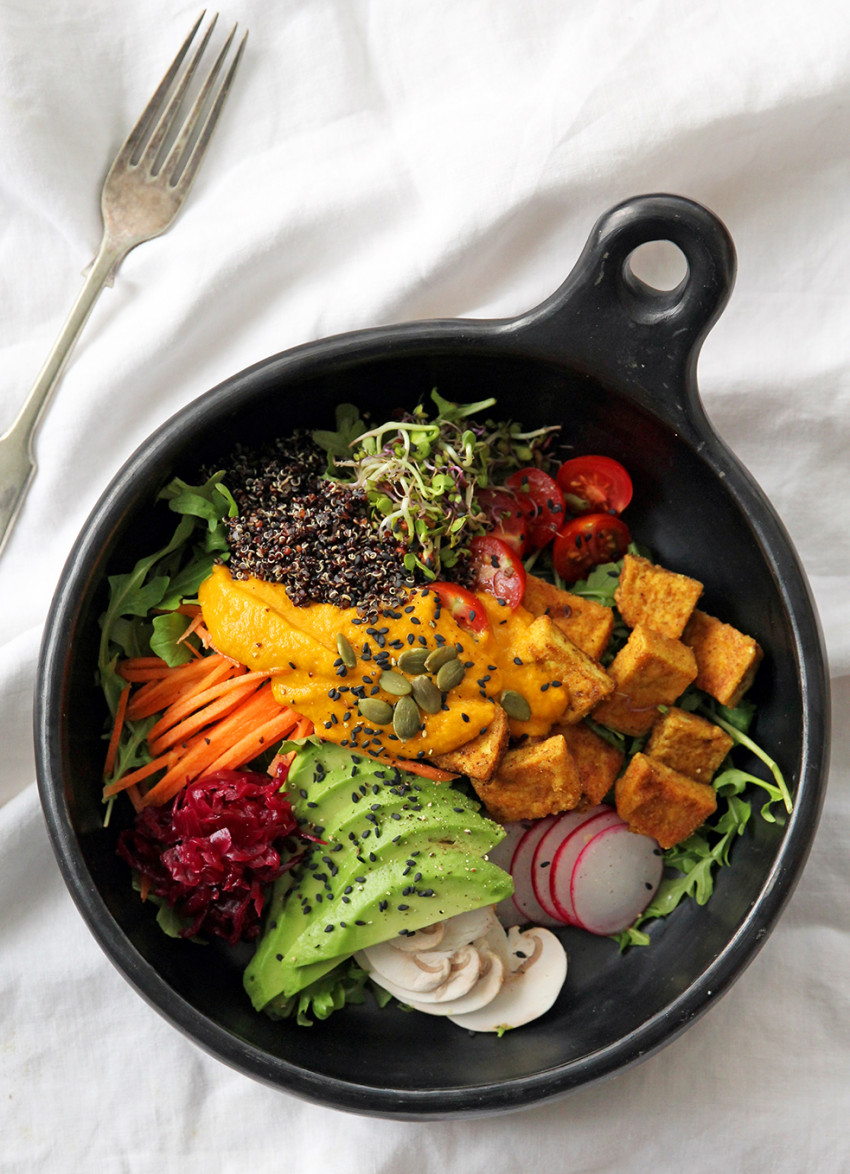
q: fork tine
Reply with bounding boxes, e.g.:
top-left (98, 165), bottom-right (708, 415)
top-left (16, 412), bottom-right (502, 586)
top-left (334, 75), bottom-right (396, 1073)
top-left (164, 27), bottom-right (248, 191)
top-left (142, 14), bottom-right (219, 171)
top-left (159, 22), bottom-right (236, 183)
top-left (120, 11), bottom-right (207, 164)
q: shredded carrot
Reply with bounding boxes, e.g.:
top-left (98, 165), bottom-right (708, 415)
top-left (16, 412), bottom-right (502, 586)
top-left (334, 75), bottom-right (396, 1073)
top-left (126, 784), bottom-right (144, 814)
top-left (103, 751), bottom-right (179, 798)
top-left (139, 683), bottom-right (287, 807)
top-left (139, 873), bottom-right (151, 900)
top-left (147, 677), bottom-right (264, 756)
top-left (204, 707), bottom-right (301, 776)
top-left (144, 668), bottom-right (273, 746)
top-left (127, 655), bottom-right (232, 720)
top-left (103, 685), bottom-right (131, 780)
top-left (378, 754), bottom-right (459, 782)
top-left (118, 664), bottom-right (172, 683)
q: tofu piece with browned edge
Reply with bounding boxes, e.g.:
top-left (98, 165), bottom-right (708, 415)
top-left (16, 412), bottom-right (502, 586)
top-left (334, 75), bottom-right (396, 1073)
top-left (615, 752), bottom-right (717, 849)
top-left (526, 615), bottom-right (614, 724)
top-left (682, 609), bottom-right (764, 708)
top-left (431, 703), bottom-right (509, 782)
top-left (522, 573), bottom-right (615, 660)
top-left (645, 706), bottom-right (733, 782)
top-left (591, 623), bottom-right (698, 736)
top-left (555, 720), bottom-right (624, 805)
top-left (471, 734), bottom-right (582, 822)
top-left (614, 553), bottom-right (703, 639)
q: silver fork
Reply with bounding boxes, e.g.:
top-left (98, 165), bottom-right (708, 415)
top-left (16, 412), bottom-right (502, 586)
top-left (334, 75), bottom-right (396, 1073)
top-left (0, 12), bottom-right (247, 558)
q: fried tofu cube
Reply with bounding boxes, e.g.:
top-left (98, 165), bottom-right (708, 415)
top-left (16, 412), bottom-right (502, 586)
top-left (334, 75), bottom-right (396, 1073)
top-left (591, 623), bottom-right (698, 736)
top-left (644, 706), bottom-right (733, 782)
top-left (682, 609), bottom-right (764, 708)
top-left (471, 734), bottom-right (582, 822)
top-left (614, 553), bottom-right (703, 639)
top-left (615, 752), bottom-right (717, 849)
top-left (431, 703), bottom-right (509, 782)
top-left (526, 615), bottom-right (614, 724)
top-left (556, 720), bottom-right (624, 806)
top-left (522, 573), bottom-right (615, 660)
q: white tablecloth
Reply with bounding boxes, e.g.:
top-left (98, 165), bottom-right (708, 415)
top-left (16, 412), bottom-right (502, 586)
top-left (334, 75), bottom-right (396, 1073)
top-left (1, 1), bottom-right (848, 1170)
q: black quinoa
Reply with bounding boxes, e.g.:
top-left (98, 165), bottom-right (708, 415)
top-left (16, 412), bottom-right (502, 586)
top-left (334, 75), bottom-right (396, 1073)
top-left (220, 433), bottom-right (417, 619)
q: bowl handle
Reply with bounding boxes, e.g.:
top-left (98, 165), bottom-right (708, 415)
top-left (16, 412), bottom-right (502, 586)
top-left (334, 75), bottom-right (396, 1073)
top-left (513, 194), bottom-right (736, 426)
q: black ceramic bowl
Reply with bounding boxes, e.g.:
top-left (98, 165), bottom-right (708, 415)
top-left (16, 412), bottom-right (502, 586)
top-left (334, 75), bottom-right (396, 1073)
top-left (35, 195), bottom-right (830, 1118)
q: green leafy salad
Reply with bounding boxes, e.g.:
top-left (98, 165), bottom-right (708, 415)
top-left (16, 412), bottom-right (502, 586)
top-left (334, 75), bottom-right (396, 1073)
top-left (94, 391), bottom-right (791, 1027)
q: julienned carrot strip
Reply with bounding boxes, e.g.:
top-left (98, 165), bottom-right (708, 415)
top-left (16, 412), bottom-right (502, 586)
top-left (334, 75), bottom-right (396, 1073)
top-left (140, 685), bottom-right (283, 806)
top-left (126, 784), bottom-right (144, 814)
top-left (379, 754), bottom-right (459, 782)
top-left (204, 708), bottom-right (301, 776)
top-left (128, 656), bottom-right (232, 721)
top-left (177, 612), bottom-right (205, 645)
top-left (102, 685), bottom-right (131, 780)
top-left (103, 751), bottom-right (178, 798)
top-left (147, 677), bottom-right (263, 756)
top-left (144, 668), bottom-right (272, 745)
top-left (118, 665), bottom-right (172, 683)
top-left (125, 655), bottom-right (223, 715)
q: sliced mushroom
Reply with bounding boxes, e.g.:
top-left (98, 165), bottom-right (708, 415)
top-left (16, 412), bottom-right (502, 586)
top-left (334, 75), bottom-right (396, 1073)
top-left (355, 939), bottom-right (453, 993)
top-left (436, 906), bottom-right (499, 953)
top-left (446, 927), bottom-right (567, 1033)
top-left (405, 947), bottom-right (506, 1017)
top-left (363, 944), bottom-right (482, 1005)
top-left (390, 922), bottom-right (446, 953)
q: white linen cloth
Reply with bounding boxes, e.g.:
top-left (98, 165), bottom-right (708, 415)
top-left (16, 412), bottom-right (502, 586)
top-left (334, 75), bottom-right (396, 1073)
top-left (1, 1), bottom-right (848, 1169)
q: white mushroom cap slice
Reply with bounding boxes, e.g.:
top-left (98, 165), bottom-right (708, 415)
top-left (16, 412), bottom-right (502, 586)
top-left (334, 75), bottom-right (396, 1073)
top-left (362, 944), bottom-right (482, 1005)
top-left (435, 906), bottom-right (499, 953)
top-left (355, 939), bottom-right (453, 993)
top-left (404, 948), bottom-right (506, 1017)
top-left (390, 922), bottom-right (446, 953)
top-left (446, 927), bottom-right (567, 1033)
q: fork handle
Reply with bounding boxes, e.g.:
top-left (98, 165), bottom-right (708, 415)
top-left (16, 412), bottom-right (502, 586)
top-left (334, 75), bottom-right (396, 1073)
top-left (0, 233), bottom-right (126, 555)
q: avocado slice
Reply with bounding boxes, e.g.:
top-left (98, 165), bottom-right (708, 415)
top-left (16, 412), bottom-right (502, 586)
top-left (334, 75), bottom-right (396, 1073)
top-left (243, 740), bottom-right (512, 1011)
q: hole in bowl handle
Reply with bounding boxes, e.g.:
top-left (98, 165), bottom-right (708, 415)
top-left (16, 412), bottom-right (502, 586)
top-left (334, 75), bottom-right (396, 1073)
top-left (515, 194), bottom-right (737, 423)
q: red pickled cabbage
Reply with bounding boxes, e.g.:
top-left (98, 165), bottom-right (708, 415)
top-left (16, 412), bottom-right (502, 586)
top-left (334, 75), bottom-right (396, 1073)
top-left (117, 769), bottom-right (299, 945)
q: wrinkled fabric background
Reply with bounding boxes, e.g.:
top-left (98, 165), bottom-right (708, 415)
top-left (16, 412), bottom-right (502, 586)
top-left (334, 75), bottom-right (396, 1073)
top-left (1, 1), bottom-right (848, 1170)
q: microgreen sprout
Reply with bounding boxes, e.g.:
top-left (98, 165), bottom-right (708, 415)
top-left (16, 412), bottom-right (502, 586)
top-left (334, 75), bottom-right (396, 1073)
top-left (314, 390), bottom-right (558, 578)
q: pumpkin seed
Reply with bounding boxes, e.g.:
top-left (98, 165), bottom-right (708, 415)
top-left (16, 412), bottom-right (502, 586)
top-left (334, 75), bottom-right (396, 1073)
top-left (392, 694), bottom-right (422, 741)
top-left (379, 670), bottom-right (412, 696)
top-left (500, 689), bottom-right (532, 721)
top-left (358, 697), bottom-right (393, 725)
top-left (410, 674), bottom-right (442, 714)
top-left (425, 644), bottom-right (458, 673)
top-left (336, 632), bottom-right (357, 668)
top-left (397, 648), bottom-right (430, 675)
top-left (435, 658), bottom-right (466, 692)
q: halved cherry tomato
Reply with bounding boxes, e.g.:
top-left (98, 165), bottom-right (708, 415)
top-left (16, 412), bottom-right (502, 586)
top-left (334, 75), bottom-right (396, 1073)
top-left (552, 514), bottom-right (631, 584)
top-left (429, 581), bottom-right (490, 635)
top-left (468, 535), bottom-right (527, 610)
top-left (556, 455), bottom-right (633, 516)
top-left (475, 488), bottom-right (529, 556)
top-left (504, 468), bottom-right (565, 550)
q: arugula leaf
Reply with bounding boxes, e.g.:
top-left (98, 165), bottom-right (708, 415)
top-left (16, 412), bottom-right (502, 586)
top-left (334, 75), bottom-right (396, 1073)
top-left (312, 403), bottom-right (367, 469)
top-left (150, 613), bottom-right (194, 667)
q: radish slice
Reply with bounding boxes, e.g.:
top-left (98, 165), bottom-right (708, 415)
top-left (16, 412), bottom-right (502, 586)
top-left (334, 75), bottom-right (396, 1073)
top-left (508, 816), bottom-right (564, 927)
top-left (549, 807), bottom-right (625, 924)
top-left (531, 807), bottom-right (606, 920)
top-left (487, 822), bottom-right (532, 927)
top-left (570, 824), bottom-right (663, 935)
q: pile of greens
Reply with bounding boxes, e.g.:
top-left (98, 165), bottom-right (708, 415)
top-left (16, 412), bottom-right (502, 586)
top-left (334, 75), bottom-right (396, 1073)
top-left (313, 390), bottom-right (558, 579)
